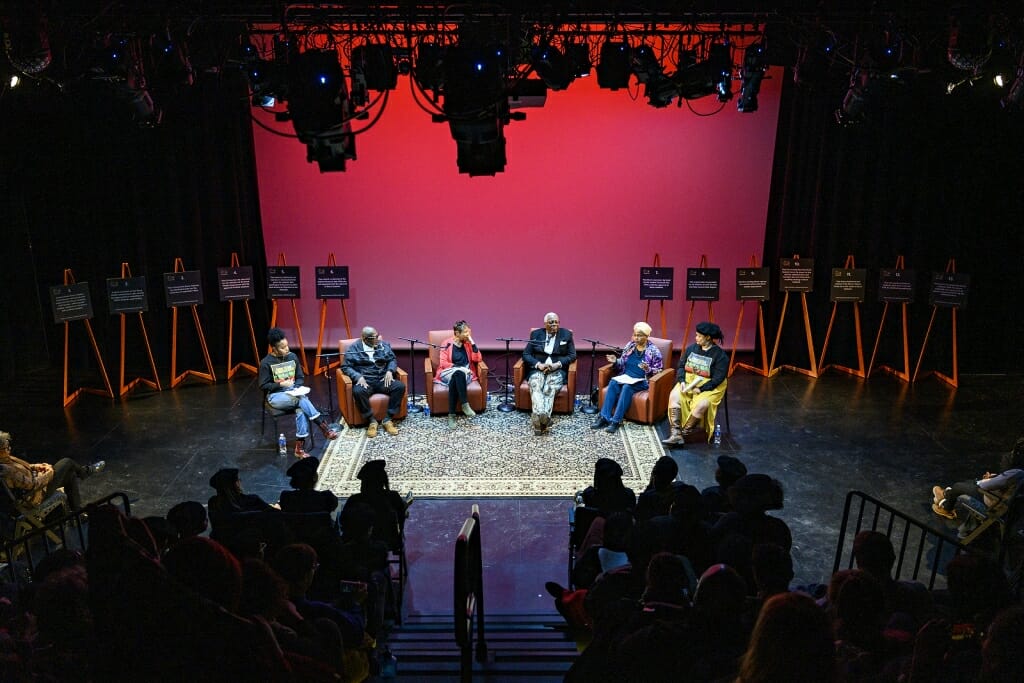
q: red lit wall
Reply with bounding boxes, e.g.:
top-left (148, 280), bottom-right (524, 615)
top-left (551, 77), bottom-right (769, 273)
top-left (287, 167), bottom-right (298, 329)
top-left (254, 68), bottom-right (782, 351)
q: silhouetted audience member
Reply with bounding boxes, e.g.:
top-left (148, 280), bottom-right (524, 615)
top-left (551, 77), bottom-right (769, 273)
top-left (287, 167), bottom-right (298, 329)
top-left (581, 457), bottom-right (637, 516)
top-left (162, 536), bottom-right (243, 612)
top-left (635, 456), bottom-right (681, 523)
top-left (166, 500), bottom-right (208, 541)
top-left (687, 563), bottom-right (753, 681)
top-left (279, 456), bottom-right (338, 514)
top-left (339, 460), bottom-right (406, 551)
top-left (735, 591), bottom-right (837, 683)
top-left (26, 550), bottom-right (94, 681)
top-left (978, 605), bottom-right (1024, 683)
top-left (831, 569), bottom-right (906, 682)
top-left (701, 454), bottom-right (748, 517)
top-left (751, 542), bottom-right (793, 602)
top-left (336, 501), bottom-right (391, 637)
top-left (572, 511), bottom-right (635, 590)
top-left (141, 515), bottom-right (174, 555)
top-left (711, 474), bottom-right (792, 594)
top-left (635, 483), bottom-right (713, 577)
top-left (852, 530), bottom-right (932, 629)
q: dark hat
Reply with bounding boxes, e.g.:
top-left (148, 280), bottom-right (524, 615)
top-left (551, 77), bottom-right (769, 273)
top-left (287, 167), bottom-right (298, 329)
top-left (209, 468), bottom-right (239, 491)
top-left (286, 456), bottom-right (320, 479)
top-left (696, 321), bottom-right (724, 341)
top-left (716, 455), bottom-right (747, 482)
top-left (670, 484), bottom-right (703, 517)
top-left (357, 459), bottom-right (388, 481)
top-left (652, 455), bottom-right (679, 480)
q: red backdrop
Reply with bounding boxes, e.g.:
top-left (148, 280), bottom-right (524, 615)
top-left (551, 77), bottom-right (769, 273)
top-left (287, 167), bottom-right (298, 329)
top-left (255, 68), bottom-right (782, 352)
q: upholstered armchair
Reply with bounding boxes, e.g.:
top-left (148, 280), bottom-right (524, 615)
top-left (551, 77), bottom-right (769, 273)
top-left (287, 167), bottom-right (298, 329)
top-left (424, 329), bottom-right (489, 416)
top-left (512, 329), bottom-right (578, 413)
top-left (596, 336), bottom-right (675, 425)
top-left (336, 338), bottom-right (409, 427)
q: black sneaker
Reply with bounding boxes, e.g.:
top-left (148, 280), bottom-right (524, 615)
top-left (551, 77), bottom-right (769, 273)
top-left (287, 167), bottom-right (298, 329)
top-left (590, 416), bottom-right (609, 429)
top-left (85, 461), bottom-right (106, 476)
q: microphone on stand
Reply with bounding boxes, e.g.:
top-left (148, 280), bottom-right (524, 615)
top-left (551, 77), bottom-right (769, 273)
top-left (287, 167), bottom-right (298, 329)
top-left (493, 336), bottom-right (522, 412)
top-left (396, 336), bottom-right (426, 413)
top-left (579, 338), bottom-right (623, 414)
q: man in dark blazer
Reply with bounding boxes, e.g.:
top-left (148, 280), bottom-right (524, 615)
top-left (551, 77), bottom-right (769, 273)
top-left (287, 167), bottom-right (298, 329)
top-left (522, 312), bottom-right (577, 435)
top-left (341, 326), bottom-right (405, 437)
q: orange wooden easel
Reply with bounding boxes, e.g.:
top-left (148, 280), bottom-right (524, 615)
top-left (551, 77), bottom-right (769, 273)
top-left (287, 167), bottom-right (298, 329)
top-left (224, 253), bottom-right (260, 380)
top-left (268, 253), bottom-right (310, 375)
top-left (868, 255), bottom-right (913, 382)
top-left (913, 258), bottom-right (960, 388)
top-left (681, 254), bottom-right (717, 345)
top-left (313, 252), bottom-right (352, 377)
top-left (642, 253), bottom-right (669, 338)
top-left (169, 258), bottom-right (216, 387)
top-left (730, 254), bottom-right (770, 377)
top-left (115, 263), bottom-right (161, 397)
top-left (768, 254), bottom-right (819, 378)
top-left (817, 255), bottom-right (866, 378)
top-left (58, 269), bottom-right (115, 407)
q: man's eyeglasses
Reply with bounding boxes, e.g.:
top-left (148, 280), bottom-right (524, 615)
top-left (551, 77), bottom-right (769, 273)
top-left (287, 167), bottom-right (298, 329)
top-left (362, 334), bottom-right (379, 341)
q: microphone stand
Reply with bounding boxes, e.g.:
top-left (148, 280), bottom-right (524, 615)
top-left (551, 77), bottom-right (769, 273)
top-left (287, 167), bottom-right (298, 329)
top-left (580, 338), bottom-right (623, 415)
top-left (315, 352), bottom-right (341, 423)
top-left (396, 336), bottom-right (427, 413)
top-left (494, 337), bottom-right (524, 413)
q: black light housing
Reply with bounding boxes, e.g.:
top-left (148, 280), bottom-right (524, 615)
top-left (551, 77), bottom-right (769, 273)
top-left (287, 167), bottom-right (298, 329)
top-left (287, 49), bottom-right (355, 172)
top-left (597, 40), bottom-right (631, 90)
top-left (737, 41), bottom-right (766, 112)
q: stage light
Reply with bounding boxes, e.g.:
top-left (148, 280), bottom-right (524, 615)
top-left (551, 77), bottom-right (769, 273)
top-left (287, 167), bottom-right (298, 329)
top-left (4, 8), bottom-right (51, 75)
top-left (531, 43), bottom-right (572, 90)
top-left (629, 44), bottom-right (678, 108)
top-left (794, 32), bottom-right (835, 88)
top-left (150, 28), bottom-right (194, 88)
top-left (565, 42), bottom-right (591, 78)
top-left (835, 68), bottom-right (870, 125)
top-left (247, 58), bottom-right (282, 106)
top-left (9, 75), bottom-right (20, 88)
top-left (708, 42), bottom-right (733, 102)
top-left (414, 41), bottom-right (443, 93)
top-left (597, 40), bottom-right (631, 90)
top-left (441, 44), bottom-right (509, 175)
top-left (350, 42), bottom-right (397, 106)
top-left (1001, 53), bottom-right (1024, 110)
top-left (737, 41), bottom-right (767, 113)
top-left (287, 49), bottom-right (355, 172)
top-left (947, 7), bottom-right (991, 73)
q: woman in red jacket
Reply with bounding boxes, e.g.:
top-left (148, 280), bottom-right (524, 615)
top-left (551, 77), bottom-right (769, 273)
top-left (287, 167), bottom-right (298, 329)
top-left (435, 320), bottom-right (483, 428)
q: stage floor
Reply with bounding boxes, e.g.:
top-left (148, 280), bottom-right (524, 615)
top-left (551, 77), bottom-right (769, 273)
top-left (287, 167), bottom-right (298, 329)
top-left (6, 368), bottom-right (1023, 615)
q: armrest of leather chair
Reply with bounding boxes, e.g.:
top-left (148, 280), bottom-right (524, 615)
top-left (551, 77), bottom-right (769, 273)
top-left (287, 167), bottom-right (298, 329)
top-left (336, 369), bottom-right (355, 425)
top-left (395, 367), bottom-right (409, 381)
top-left (646, 368), bottom-right (677, 416)
top-left (513, 358), bottom-right (524, 386)
top-left (477, 361), bottom-right (489, 387)
top-left (597, 363), bottom-right (613, 388)
top-left (423, 358), bottom-right (435, 399)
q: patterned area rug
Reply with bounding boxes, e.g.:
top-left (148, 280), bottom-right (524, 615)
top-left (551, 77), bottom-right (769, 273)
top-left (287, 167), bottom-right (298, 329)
top-left (316, 408), bottom-right (667, 497)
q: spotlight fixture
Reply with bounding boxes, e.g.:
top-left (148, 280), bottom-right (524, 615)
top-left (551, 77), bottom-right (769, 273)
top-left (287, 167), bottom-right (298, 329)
top-left (441, 44), bottom-right (510, 176)
top-left (834, 68), bottom-right (870, 125)
top-left (350, 42), bottom-right (397, 106)
top-left (565, 42), bottom-right (591, 78)
top-left (947, 8), bottom-right (992, 72)
top-left (737, 41), bottom-right (767, 113)
top-left (708, 42), bottom-right (733, 102)
top-left (247, 58), bottom-right (282, 106)
top-left (4, 8), bottom-right (51, 75)
top-left (150, 28), bottom-right (194, 88)
top-left (531, 42), bottom-right (572, 90)
top-left (1001, 52), bottom-right (1024, 110)
top-left (287, 49), bottom-right (355, 172)
top-left (413, 41), bottom-right (443, 93)
top-left (597, 40), bottom-right (630, 90)
top-left (630, 44), bottom-right (677, 108)
top-left (793, 32), bottom-right (835, 88)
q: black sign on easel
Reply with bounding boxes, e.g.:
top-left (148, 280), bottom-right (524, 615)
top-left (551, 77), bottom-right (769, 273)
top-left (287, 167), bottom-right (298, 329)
top-left (779, 257), bottom-right (814, 292)
top-left (163, 271), bottom-right (204, 307)
top-left (829, 268), bottom-right (867, 302)
top-left (640, 267), bottom-right (674, 300)
top-left (686, 268), bottom-right (720, 301)
top-left (736, 268), bottom-right (770, 301)
top-left (217, 266), bottom-right (255, 302)
top-left (267, 266), bottom-right (301, 299)
top-left (929, 272), bottom-right (970, 308)
top-left (315, 266), bottom-right (350, 299)
top-left (878, 269), bottom-right (916, 304)
top-left (107, 276), bottom-right (149, 314)
top-left (50, 282), bottom-right (94, 323)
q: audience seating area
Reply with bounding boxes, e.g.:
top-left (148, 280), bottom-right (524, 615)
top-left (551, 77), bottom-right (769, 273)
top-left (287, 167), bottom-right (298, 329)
top-left (3, 454), bottom-right (1024, 682)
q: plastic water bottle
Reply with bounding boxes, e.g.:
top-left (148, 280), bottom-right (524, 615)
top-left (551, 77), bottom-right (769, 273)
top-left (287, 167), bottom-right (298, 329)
top-left (278, 433), bottom-right (287, 456)
top-left (574, 396), bottom-right (581, 412)
top-left (423, 404), bottom-right (430, 417)
top-left (713, 424), bottom-right (722, 447)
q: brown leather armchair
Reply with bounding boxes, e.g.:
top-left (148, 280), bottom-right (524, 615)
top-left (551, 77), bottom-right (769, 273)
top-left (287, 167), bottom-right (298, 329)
top-left (335, 338), bottom-right (409, 427)
top-left (513, 329), bottom-right (577, 413)
top-left (597, 336), bottom-right (675, 424)
top-left (424, 329), bottom-right (489, 416)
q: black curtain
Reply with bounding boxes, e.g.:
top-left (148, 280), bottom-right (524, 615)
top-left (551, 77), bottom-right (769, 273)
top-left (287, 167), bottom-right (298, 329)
top-left (762, 71), bottom-right (1024, 374)
top-left (0, 71), bottom-right (269, 384)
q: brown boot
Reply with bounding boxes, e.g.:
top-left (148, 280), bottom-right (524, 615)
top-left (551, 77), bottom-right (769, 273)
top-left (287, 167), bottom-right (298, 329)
top-left (680, 414), bottom-right (701, 435)
top-left (661, 408), bottom-right (685, 446)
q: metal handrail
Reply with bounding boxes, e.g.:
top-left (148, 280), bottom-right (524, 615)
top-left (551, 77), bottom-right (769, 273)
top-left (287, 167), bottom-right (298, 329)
top-left (833, 490), bottom-right (964, 591)
top-left (454, 504), bottom-right (486, 683)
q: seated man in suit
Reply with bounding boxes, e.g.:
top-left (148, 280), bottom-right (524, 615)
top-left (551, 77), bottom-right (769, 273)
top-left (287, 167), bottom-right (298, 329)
top-left (523, 312), bottom-right (576, 436)
top-left (341, 327), bottom-right (405, 438)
